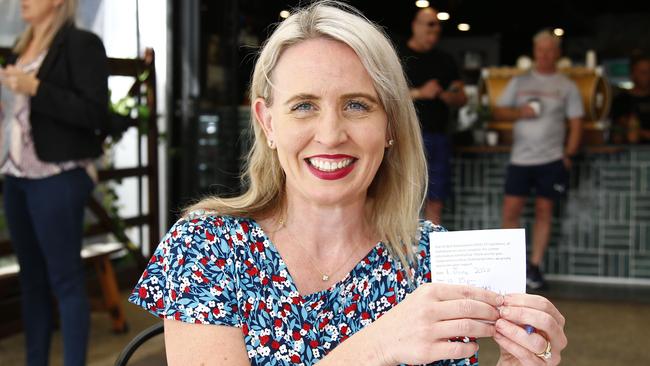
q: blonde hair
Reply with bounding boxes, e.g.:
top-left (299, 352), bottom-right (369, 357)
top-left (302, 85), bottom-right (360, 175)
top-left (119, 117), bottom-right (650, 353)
top-left (14, 0), bottom-right (78, 55)
top-left (187, 0), bottom-right (427, 271)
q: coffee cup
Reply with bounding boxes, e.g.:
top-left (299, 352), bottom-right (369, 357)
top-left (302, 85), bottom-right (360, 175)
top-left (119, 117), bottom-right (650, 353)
top-left (527, 99), bottom-right (541, 117)
top-left (486, 131), bottom-right (498, 146)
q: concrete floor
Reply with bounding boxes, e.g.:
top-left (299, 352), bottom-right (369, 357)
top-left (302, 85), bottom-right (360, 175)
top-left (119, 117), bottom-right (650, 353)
top-left (0, 294), bottom-right (166, 366)
top-left (1, 281), bottom-right (649, 365)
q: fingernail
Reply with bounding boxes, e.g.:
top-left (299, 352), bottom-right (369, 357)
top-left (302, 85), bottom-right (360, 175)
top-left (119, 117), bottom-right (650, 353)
top-left (496, 295), bottom-right (505, 306)
top-left (495, 319), bottom-right (504, 330)
top-left (524, 324), bottom-right (536, 335)
top-left (500, 307), bottom-right (510, 316)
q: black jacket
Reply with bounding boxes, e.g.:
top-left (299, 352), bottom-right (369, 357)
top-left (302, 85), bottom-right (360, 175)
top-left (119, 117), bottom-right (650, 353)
top-left (7, 23), bottom-right (108, 162)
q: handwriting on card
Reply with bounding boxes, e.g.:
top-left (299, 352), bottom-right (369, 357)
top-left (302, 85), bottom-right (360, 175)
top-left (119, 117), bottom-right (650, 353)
top-left (429, 229), bottom-right (526, 294)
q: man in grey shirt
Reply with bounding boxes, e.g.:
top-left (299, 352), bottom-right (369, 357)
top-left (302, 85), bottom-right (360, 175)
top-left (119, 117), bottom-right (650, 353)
top-left (493, 29), bottom-right (584, 290)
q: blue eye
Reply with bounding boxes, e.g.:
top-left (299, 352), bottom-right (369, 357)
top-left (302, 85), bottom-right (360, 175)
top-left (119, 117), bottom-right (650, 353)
top-left (347, 100), bottom-right (369, 111)
top-left (291, 102), bottom-right (313, 112)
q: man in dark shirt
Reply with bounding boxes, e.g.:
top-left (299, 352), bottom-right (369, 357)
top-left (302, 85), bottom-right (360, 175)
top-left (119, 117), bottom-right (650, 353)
top-left (399, 7), bottom-right (467, 224)
top-left (611, 55), bottom-right (650, 143)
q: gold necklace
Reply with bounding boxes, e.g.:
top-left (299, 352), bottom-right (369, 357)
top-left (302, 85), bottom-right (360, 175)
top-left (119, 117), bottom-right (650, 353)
top-left (279, 219), bottom-right (359, 282)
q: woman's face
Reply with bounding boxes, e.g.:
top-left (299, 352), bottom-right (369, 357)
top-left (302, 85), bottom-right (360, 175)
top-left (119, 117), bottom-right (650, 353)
top-left (21, 0), bottom-right (62, 25)
top-left (254, 38), bottom-right (389, 208)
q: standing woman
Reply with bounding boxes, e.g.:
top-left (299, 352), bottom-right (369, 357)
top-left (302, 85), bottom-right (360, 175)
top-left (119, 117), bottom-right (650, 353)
top-left (0, 0), bottom-right (108, 365)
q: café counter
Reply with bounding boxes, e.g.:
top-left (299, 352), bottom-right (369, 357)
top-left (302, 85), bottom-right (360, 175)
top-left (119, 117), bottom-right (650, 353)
top-left (443, 144), bottom-right (650, 283)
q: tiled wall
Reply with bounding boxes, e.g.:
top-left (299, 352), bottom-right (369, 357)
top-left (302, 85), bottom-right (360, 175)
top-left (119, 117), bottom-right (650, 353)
top-left (442, 147), bottom-right (650, 281)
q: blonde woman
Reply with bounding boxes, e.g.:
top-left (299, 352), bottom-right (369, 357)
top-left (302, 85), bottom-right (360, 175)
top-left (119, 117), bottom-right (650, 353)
top-left (130, 2), bottom-right (566, 365)
top-left (0, 0), bottom-right (108, 365)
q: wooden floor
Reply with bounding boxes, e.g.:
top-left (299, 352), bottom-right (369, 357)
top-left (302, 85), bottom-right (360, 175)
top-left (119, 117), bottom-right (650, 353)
top-left (1, 281), bottom-right (649, 365)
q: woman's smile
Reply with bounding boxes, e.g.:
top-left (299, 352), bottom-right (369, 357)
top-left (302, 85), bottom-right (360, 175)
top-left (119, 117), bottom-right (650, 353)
top-left (305, 154), bottom-right (358, 180)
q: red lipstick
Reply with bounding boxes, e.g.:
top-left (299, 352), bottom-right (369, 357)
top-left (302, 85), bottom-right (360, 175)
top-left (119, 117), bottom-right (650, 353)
top-left (305, 154), bottom-right (357, 181)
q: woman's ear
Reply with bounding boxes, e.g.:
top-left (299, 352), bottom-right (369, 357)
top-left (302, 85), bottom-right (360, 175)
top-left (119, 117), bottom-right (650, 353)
top-left (253, 97), bottom-right (274, 144)
top-left (385, 125), bottom-right (394, 148)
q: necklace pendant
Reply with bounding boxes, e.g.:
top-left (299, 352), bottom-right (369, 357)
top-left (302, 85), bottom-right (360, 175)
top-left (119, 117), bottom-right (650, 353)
top-left (322, 274), bottom-right (329, 281)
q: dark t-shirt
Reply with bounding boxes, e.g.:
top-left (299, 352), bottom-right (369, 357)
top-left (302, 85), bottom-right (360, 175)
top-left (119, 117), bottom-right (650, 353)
top-left (399, 44), bottom-right (460, 134)
top-left (611, 92), bottom-right (650, 130)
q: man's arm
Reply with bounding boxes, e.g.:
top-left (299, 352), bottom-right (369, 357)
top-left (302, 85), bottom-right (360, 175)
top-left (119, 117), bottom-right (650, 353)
top-left (563, 117), bottom-right (583, 168)
top-left (564, 82), bottom-right (585, 156)
top-left (492, 77), bottom-right (535, 122)
top-left (492, 105), bottom-right (537, 121)
top-left (439, 80), bottom-right (468, 108)
top-left (564, 117), bottom-right (583, 157)
top-left (410, 79), bottom-right (443, 100)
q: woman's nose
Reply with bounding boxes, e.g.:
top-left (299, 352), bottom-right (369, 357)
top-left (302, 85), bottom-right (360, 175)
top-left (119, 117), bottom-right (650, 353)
top-left (314, 109), bottom-right (348, 147)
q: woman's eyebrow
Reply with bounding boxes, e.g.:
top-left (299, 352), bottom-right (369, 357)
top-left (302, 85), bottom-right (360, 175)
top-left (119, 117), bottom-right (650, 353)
top-left (284, 93), bottom-right (320, 106)
top-left (340, 92), bottom-right (379, 104)
top-left (283, 92), bottom-right (379, 106)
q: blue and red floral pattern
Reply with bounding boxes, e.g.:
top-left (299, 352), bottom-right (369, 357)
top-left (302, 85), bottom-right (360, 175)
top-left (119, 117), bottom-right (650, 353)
top-left (129, 213), bottom-right (479, 366)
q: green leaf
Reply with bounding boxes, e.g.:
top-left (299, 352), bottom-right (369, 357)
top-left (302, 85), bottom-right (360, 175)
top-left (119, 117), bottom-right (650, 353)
top-left (138, 70), bottom-right (150, 82)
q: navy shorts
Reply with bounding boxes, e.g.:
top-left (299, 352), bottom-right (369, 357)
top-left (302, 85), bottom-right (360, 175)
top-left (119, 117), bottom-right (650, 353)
top-left (505, 159), bottom-right (569, 200)
top-left (423, 133), bottom-right (452, 201)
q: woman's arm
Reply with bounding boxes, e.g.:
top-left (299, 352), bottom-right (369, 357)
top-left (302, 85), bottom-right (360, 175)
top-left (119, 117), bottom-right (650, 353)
top-left (163, 284), bottom-right (499, 366)
top-left (164, 320), bottom-right (250, 366)
top-left (319, 283), bottom-right (501, 366)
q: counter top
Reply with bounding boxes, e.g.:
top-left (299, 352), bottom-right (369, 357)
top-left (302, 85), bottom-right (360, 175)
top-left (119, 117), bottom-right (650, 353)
top-left (453, 145), bottom-right (647, 154)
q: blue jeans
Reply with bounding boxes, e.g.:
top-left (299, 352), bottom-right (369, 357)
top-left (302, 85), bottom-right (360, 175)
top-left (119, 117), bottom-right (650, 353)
top-left (4, 168), bottom-right (94, 366)
top-left (422, 133), bottom-right (452, 201)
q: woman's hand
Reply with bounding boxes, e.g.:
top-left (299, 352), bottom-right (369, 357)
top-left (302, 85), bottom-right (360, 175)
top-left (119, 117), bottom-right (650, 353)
top-left (0, 66), bottom-right (40, 96)
top-left (494, 294), bottom-right (567, 366)
top-left (370, 283), bottom-right (502, 366)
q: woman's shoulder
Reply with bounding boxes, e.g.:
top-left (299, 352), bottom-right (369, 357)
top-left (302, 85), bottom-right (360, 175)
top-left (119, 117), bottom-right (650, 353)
top-left (169, 211), bottom-right (248, 231)
top-left (153, 212), bottom-right (257, 275)
top-left (130, 212), bottom-right (247, 326)
top-left (413, 220), bottom-right (446, 259)
top-left (65, 24), bottom-right (99, 39)
top-left (61, 24), bottom-right (105, 50)
top-left (163, 211), bottom-right (256, 247)
top-left (416, 220), bottom-right (446, 244)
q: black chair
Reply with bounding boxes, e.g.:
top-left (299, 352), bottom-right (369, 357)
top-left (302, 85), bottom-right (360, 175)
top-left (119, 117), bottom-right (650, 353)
top-left (114, 322), bottom-right (164, 366)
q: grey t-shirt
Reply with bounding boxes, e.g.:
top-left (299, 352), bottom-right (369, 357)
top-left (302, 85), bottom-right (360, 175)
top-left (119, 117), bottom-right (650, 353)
top-left (497, 71), bottom-right (584, 165)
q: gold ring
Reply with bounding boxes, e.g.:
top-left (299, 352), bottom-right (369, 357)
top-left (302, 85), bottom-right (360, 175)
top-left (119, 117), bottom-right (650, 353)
top-left (535, 340), bottom-right (552, 360)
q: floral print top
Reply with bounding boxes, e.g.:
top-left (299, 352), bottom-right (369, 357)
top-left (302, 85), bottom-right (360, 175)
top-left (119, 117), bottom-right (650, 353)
top-left (129, 213), bottom-right (479, 366)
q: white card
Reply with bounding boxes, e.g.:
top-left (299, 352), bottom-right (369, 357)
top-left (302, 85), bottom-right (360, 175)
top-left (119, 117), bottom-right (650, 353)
top-left (429, 229), bottom-right (526, 294)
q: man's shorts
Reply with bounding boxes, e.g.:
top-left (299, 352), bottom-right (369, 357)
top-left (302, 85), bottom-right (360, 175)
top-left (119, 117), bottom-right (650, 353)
top-left (423, 133), bottom-right (452, 201)
top-left (504, 159), bottom-right (569, 200)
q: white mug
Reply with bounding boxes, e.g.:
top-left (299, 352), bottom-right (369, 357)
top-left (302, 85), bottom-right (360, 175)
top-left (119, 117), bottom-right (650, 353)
top-left (528, 100), bottom-right (542, 116)
top-left (486, 131), bottom-right (498, 146)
